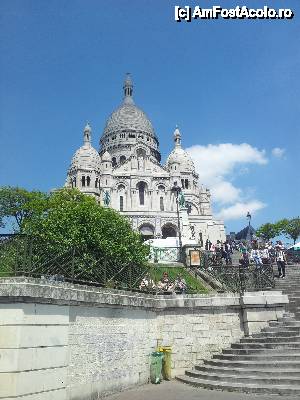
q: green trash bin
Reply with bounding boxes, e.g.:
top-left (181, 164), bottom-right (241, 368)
top-left (150, 352), bottom-right (164, 384)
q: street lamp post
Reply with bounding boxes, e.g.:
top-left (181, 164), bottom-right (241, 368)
top-left (246, 211), bottom-right (252, 242)
top-left (171, 185), bottom-right (183, 258)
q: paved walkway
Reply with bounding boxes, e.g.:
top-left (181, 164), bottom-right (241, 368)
top-left (105, 381), bottom-right (298, 400)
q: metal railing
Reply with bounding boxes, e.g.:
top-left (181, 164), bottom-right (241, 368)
top-left (0, 234), bottom-right (149, 291)
top-left (0, 235), bottom-right (275, 294)
top-left (188, 250), bottom-right (275, 293)
top-left (0, 234), bottom-right (202, 294)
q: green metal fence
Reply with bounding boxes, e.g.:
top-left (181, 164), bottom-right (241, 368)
top-left (0, 235), bottom-right (275, 294)
top-left (0, 234), bottom-right (149, 291)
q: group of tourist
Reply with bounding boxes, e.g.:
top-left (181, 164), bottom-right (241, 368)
top-left (139, 272), bottom-right (188, 293)
top-left (207, 238), bottom-right (288, 278)
top-left (206, 239), bottom-right (233, 265)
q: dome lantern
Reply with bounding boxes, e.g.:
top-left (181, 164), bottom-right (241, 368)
top-left (123, 73), bottom-right (134, 104)
top-left (83, 122), bottom-right (92, 146)
top-left (174, 125), bottom-right (182, 148)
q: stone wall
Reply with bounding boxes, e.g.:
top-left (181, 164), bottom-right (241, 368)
top-left (0, 278), bottom-right (288, 400)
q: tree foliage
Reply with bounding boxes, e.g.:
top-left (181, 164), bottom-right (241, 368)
top-left (0, 187), bottom-right (150, 285)
top-left (256, 217), bottom-right (300, 244)
top-left (22, 188), bottom-right (149, 267)
top-left (255, 223), bottom-right (280, 241)
top-left (0, 186), bottom-right (47, 231)
top-left (281, 217), bottom-right (300, 244)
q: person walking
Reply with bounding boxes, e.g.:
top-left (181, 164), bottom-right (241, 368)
top-left (275, 241), bottom-right (287, 278)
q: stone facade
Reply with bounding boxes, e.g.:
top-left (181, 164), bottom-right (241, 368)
top-left (65, 75), bottom-right (225, 244)
top-left (0, 278), bottom-right (288, 399)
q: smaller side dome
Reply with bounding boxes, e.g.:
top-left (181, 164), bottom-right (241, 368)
top-left (166, 127), bottom-right (195, 172)
top-left (101, 150), bottom-right (112, 162)
top-left (69, 124), bottom-right (101, 171)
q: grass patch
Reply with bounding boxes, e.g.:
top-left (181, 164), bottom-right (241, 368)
top-left (148, 264), bottom-right (209, 294)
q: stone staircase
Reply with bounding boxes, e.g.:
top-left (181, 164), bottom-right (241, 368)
top-left (177, 265), bottom-right (300, 396)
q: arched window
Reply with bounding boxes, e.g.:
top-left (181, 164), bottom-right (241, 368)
top-left (181, 179), bottom-right (184, 188)
top-left (185, 179), bottom-right (189, 189)
top-left (120, 155), bottom-right (126, 164)
top-left (73, 177), bottom-right (76, 187)
top-left (137, 182), bottom-right (146, 205)
top-left (81, 176), bottom-right (86, 187)
top-left (120, 196), bottom-right (124, 211)
top-left (160, 196), bottom-right (164, 211)
top-left (95, 178), bottom-right (98, 188)
top-left (112, 157), bottom-right (117, 167)
top-left (86, 176), bottom-right (90, 187)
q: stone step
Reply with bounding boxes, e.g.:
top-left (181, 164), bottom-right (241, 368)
top-left (278, 317), bottom-right (297, 322)
top-left (252, 331), bottom-right (300, 337)
top-left (240, 336), bottom-right (300, 343)
top-left (205, 359), bottom-right (300, 369)
top-left (213, 353), bottom-right (300, 361)
top-left (262, 326), bottom-right (300, 332)
top-left (176, 375), bottom-right (300, 395)
top-left (222, 348), bottom-right (300, 355)
top-left (269, 321), bottom-right (300, 327)
top-left (184, 369), bottom-right (300, 386)
top-left (232, 342), bottom-right (300, 349)
top-left (195, 365), bottom-right (300, 377)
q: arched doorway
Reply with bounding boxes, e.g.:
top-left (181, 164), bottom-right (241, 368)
top-left (161, 224), bottom-right (177, 239)
top-left (139, 224), bottom-right (155, 241)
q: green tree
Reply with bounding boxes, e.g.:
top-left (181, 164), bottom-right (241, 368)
top-left (281, 217), bottom-right (300, 244)
top-left (0, 186), bottom-right (47, 231)
top-left (23, 188), bottom-right (149, 271)
top-left (255, 223), bottom-right (280, 241)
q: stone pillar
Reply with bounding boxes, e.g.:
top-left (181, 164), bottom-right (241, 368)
top-left (180, 207), bottom-right (190, 240)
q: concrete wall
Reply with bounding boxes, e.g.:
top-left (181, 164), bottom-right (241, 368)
top-left (0, 278), bottom-right (288, 400)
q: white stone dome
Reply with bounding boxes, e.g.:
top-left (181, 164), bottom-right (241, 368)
top-left (103, 102), bottom-right (155, 138)
top-left (166, 147), bottom-right (195, 171)
top-left (69, 124), bottom-right (101, 171)
top-left (166, 127), bottom-right (195, 172)
top-left (101, 150), bottom-right (112, 162)
top-left (71, 144), bottom-right (101, 171)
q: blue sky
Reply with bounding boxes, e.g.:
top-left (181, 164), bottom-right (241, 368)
top-left (0, 0), bottom-right (299, 233)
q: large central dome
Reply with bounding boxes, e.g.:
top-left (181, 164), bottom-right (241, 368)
top-left (103, 102), bottom-right (155, 137)
top-left (100, 74), bottom-right (161, 163)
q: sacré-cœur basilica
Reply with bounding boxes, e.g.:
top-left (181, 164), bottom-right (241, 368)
top-left (65, 74), bottom-right (225, 245)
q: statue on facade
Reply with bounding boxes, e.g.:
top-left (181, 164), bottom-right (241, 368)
top-left (103, 190), bottom-right (111, 206)
top-left (179, 192), bottom-right (186, 209)
top-left (190, 225), bottom-right (195, 240)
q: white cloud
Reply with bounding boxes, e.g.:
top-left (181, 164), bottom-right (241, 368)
top-left (272, 147), bottom-right (285, 158)
top-left (211, 181), bottom-right (241, 204)
top-left (185, 143), bottom-right (268, 221)
top-left (215, 201), bottom-right (266, 221)
top-left (186, 143), bottom-right (267, 186)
